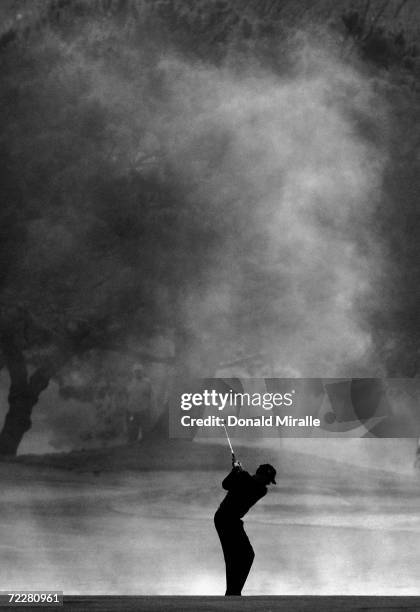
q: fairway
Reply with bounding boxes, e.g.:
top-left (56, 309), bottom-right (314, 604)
top-left (1, 461), bottom-right (420, 596)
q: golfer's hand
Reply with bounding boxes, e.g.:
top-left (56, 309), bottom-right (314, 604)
top-left (233, 460), bottom-right (242, 470)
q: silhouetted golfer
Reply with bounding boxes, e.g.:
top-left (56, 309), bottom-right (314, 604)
top-left (214, 459), bottom-right (276, 596)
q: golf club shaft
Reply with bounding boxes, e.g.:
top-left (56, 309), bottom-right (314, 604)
top-left (222, 420), bottom-right (234, 456)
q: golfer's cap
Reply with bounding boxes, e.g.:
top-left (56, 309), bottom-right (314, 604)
top-left (257, 463), bottom-right (277, 484)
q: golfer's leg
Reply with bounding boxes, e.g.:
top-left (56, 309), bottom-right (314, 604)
top-left (224, 523), bottom-right (247, 596)
top-left (225, 548), bottom-right (238, 596)
top-left (221, 533), bottom-right (240, 595)
top-left (215, 516), bottom-right (237, 596)
top-left (236, 525), bottom-right (255, 594)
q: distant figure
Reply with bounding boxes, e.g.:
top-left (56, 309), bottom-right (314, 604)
top-left (125, 364), bottom-right (152, 443)
top-left (214, 459), bottom-right (276, 596)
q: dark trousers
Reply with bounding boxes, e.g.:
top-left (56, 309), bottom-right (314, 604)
top-left (214, 510), bottom-right (255, 596)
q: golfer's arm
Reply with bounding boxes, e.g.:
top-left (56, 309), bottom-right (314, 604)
top-left (222, 467), bottom-right (243, 490)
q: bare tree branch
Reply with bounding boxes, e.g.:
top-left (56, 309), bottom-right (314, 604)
top-left (394, 0), bottom-right (409, 19)
top-left (363, 0), bottom-right (391, 41)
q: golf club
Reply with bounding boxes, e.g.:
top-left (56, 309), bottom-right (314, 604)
top-left (222, 418), bottom-right (236, 463)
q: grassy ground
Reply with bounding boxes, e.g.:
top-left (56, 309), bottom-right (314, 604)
top-left (59, 595), bottom-right (420, 611)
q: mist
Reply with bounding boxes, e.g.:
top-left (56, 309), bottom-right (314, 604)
top-left (0, 13), bottom-right (400, 452)
top-left (151, 47), bottom-right (386, 376)
top-left (40, 24), bottom-right (389, 377)
top-left (0, 23), bottom-right (391, 450)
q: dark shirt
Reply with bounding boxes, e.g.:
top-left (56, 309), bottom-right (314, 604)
top-left (217, 468), bottom-right (267, 519)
